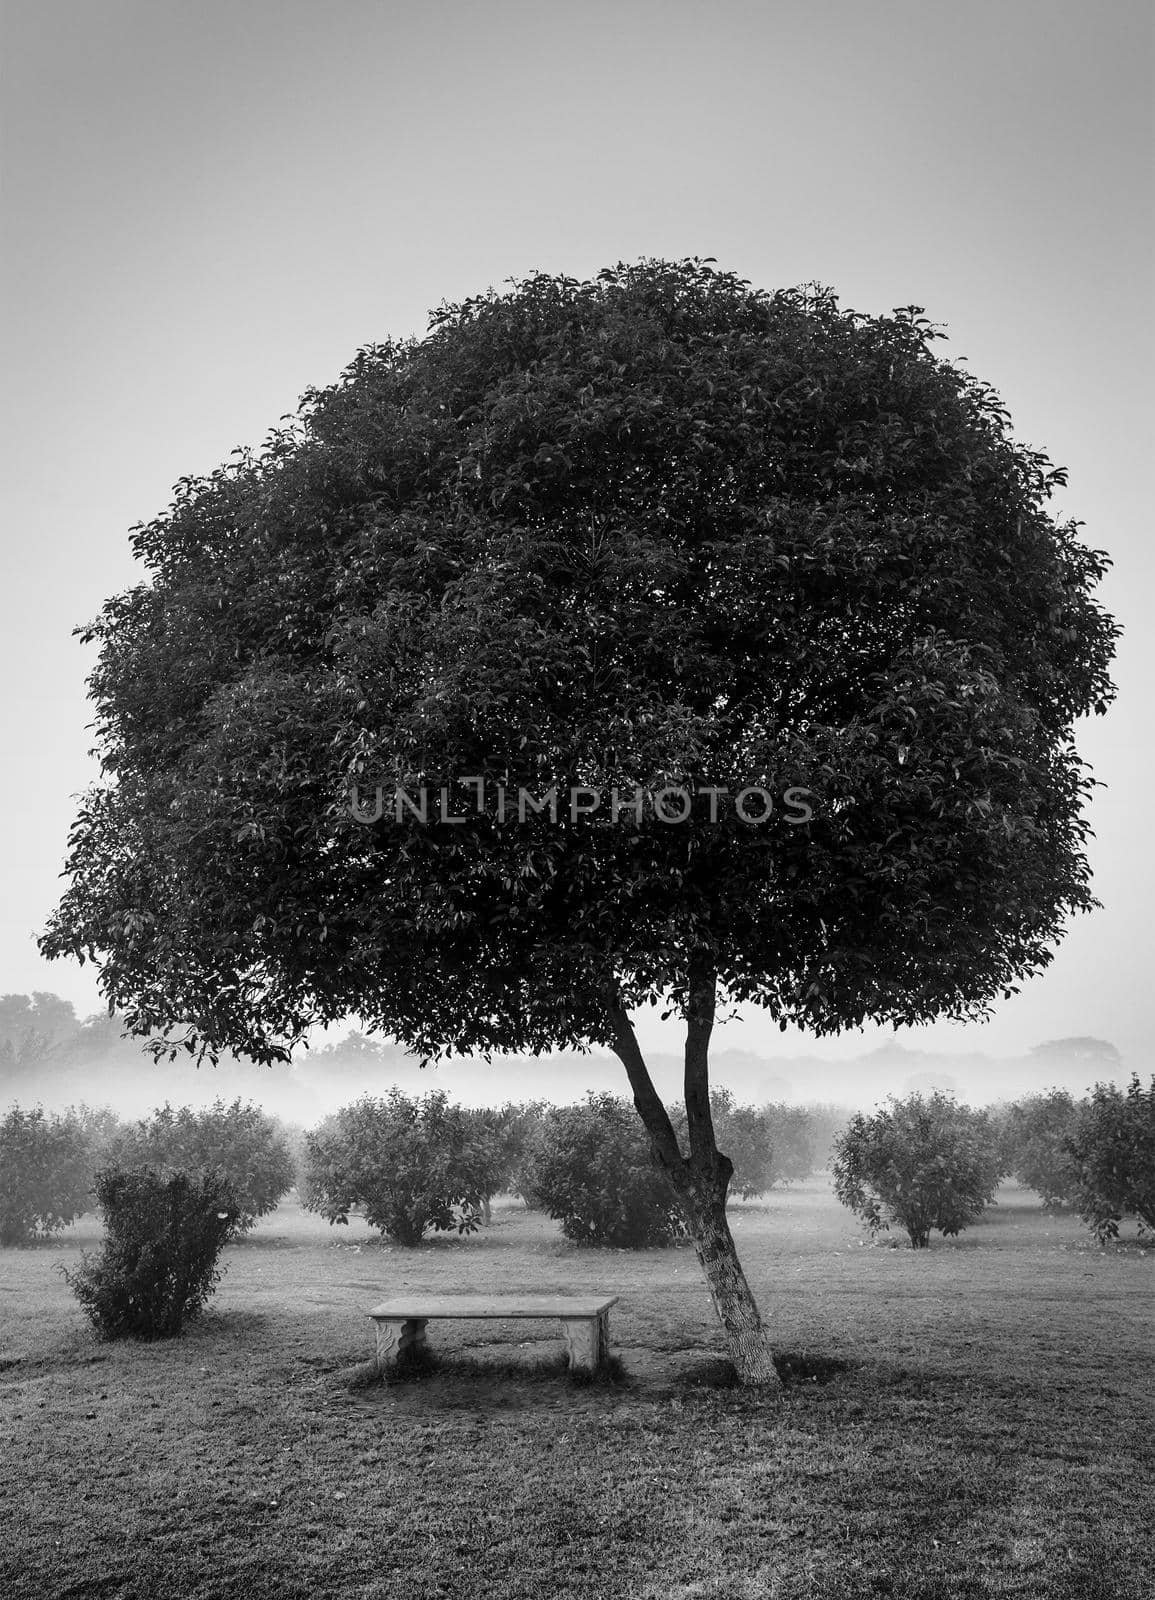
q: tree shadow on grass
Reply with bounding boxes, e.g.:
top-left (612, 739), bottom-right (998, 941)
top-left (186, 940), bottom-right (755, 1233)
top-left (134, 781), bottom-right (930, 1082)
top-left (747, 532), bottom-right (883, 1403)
top-left (341, 1342), bottom-right (858, 1409)
top-left (672, 1349), bottom-right (857, 1392)
top-left (346, 1344), bottom-right (630, 1387)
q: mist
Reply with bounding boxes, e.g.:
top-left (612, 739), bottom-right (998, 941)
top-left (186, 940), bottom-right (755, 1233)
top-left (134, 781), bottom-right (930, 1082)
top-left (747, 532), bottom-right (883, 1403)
top-left (0, 993), bottom-right (1131, 1131)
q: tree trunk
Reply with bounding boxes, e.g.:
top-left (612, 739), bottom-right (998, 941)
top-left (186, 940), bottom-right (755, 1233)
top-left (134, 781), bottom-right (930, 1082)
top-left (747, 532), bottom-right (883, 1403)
top-left (678, 1168), bottom-right (782, 1388)
top-left (604, 973), bottom-right (783, 1391)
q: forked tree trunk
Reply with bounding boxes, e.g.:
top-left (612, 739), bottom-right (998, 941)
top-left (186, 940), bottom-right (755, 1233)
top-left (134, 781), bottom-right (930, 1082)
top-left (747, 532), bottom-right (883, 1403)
top-left (675, 1165), bottom-right (781, 1386)
top-left (605, 968), bottom-right (783, 1392)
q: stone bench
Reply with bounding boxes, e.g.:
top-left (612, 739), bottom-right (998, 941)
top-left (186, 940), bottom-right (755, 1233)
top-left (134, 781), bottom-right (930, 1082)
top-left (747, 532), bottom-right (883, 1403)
top-left (367, 1294), bottom-right (618, 1375)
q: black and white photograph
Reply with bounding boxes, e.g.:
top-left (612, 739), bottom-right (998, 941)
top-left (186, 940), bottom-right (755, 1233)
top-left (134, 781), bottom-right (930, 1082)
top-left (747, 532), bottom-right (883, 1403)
top-left (1, 2), bottom-right (1151, 1596)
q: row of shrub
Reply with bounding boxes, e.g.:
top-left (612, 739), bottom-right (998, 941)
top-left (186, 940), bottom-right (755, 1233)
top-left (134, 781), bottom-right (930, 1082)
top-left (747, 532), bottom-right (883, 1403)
top-left (298, 1079), bottom-right (1155, 1251)
top-left (299, 1088), bottom-right (824, 1248)
top-left (0, 1098), bottom-right (295, 1340)
top-left (4, 1080), bottom-right (1153, 1255)
top-left (2, 1078), bottom-right (1151, 1343)
top-left (0, 1098), bottom-right (295, 1246)
top-left (835, 1080), bottom-right (1155, 1248)
top-left (998, 1082), bottom-right (1155, 1238)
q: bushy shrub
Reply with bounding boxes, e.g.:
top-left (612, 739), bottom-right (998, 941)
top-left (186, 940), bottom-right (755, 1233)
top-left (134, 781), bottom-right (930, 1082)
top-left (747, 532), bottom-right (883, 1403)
top-left (67, 1103), bottom-right (125, 1172)
top-left (506, 1102), bottom-right (551, 1207)
top-left (454, 1103), bottom-right (547, 1221)
top-left (1001, 1088), bottom-right (1085, 1211)
top-left (302, 1089), bottom-right (485, 1245)
top-left (109, 1099), bottom-right (294, 1235)
top-left (715, 1094), bottom-right (778, 1197)
top-left (529, 1092), bottom-right (685, 1247)
top-left (670, 1089), bottom-right (776, 1199)
top-left (271, 1117), bottom-right (310, 1192)
top-left (1065, 1074), bottom-right (1155, 1241)
top-left (763, 1103), bottom-right (817, 1186)
top-left (0, 1105), bottom-right (93, 1245)
top-left (62, 1165), bottom-right (237, 1339)
top-left (831, 1091), bottom-right (1004, 1248)
top-left (801, 1103), bottom-right (858, 1171)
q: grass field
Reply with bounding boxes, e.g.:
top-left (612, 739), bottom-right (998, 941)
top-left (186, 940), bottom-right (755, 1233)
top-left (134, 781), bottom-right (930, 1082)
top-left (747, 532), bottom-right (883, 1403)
top-left (0, 1178), bottom-right (1151, 1600)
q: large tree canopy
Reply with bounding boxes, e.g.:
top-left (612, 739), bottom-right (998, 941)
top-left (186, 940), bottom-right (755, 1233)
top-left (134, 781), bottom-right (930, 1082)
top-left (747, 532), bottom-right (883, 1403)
top-left (41, 260), bottom-right (1117, 1383)
top-left (44, 261), bottom-right (1115, 1064)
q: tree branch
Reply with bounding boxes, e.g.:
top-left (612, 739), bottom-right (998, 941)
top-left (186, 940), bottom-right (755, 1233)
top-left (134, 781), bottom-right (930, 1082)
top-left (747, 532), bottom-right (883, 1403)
top-left (684, 951), bottom-right (720, 1171)
top-left (604, 997), bottom-right (684, 1172)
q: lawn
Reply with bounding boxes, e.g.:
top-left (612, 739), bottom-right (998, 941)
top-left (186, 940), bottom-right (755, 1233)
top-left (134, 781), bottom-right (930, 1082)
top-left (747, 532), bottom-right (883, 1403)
top-left (0, 1178), bottom-right (1151, 1600)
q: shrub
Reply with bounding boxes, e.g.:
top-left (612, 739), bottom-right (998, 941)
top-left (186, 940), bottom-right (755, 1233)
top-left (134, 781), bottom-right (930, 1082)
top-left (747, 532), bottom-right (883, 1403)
top-left (529, 1093), bottom-right (685, 1247)
top-left (67, 1103), bottom-right (125, 1173)
top-left (716, 1094), bottom-right (778, 1197)
top-left (670, 1089), bottom-right (776, 1199)
top-left (1002, 1088), bottom-right (1085, 1211)
top-left (62, 1165), bottom-right (237, 1339)
top-left (801, 1103), bottom-right (859, 1171)
top-left (763, 1103), bottom-right (817, 1186)
top-left (302, 1089), bottom-right (485, 1245)
top-left (272, 1117), bottom-right (310, 1192)
top-left (505, 1102), bottom-right (551, 1207)
top-left (830, 1091), bottom-right (1004, 1248)
top-left (1065, 1074), bottom-right (1155, 1241)
top-left (108, 1099), bottom-right (294, 1235)
top-left (454, 1102), bottom-right (547, 1221)
top-left (0, 1105), bottom-right (93, 1245)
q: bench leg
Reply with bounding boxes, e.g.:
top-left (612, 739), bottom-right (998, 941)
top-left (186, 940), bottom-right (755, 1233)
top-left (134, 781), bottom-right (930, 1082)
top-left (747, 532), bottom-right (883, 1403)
top-left (562, 1313), bottom-right (608, 1374)
top-left (374, 1316), bottom-right (428, 1372)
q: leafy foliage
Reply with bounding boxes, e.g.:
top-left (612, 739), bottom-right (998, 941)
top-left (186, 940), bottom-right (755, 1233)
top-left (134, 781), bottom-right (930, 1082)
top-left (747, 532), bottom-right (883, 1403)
top-left (504, 1102), bottom-right (552, 1207)
top-left (0, 996), bottom-right (128, 1080)
top-left (670, 1089), bottom-right (776, 1198)
top-left (712, 1093), bottom-right (777, 1198)
top-left (61, 1165), bottom-right (237, 1339)
top-left (797, 1103), bottom-right (857, 1172)
top-left (1001, 1088), bottom-right (1084, 1211)
top-left (831, 1091), bottom-right (1004, 1248)
top-left (529, 1093), bottom-right (686, 1246)
top-left (763, 1102), bottom-right (817, 1186)
top-left (108, 1099), bottom-right (294, 1235)
top-left (1065, 1074), bottom-right (1155, 1241)
top-left (66, 1102), bottom-right (126, 1168)
top-left (301, 1089), bottom-right (485, 1246)
top-left (40, 260), bottom-right (1117, 1068)
top-left (0, 1105), bottom-right (95, 1245)
top-left (454, 1102), bottom-right (546, 1213)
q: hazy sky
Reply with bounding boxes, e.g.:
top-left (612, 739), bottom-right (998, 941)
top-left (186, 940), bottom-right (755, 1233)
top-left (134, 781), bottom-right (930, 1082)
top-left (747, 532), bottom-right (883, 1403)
top-left (2, 0), bottom-right (1151, 1069)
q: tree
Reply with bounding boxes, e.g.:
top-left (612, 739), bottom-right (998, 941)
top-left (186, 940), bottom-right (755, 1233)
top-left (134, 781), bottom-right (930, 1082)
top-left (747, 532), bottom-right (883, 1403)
top-left (108, 1099), bottom-right (295, 1236)
top-left (1029, 1036), bottom-right (1121, 1069)
top-left (530, 1092), bottom-right (686, 1246)
top-left (1065, 1074), bottom-right (1155, 1241)
top-left (1001, 1087), bottom-right (1084, 1210)
top-left (831, 1091), bottom-right (1004, 1248)
top-left (0, 992), bottom-right (80, 1070)
top-left (301, 1088), bottom-right (484, 1245)
top-left (40, 260), bottom-right (1118, 1384)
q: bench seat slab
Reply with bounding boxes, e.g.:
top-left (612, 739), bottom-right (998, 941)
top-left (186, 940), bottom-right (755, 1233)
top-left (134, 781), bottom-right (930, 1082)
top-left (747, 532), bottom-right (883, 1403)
top-left (368, 1296), bottom-right (617, 1374)
top-left (368, 1295), bottom-right (617, 1319)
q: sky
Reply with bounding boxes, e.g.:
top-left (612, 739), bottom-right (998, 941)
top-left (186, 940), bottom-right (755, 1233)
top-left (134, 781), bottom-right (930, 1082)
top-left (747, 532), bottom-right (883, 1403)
top-left (1, 0), bottom-right (1152, 1080)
